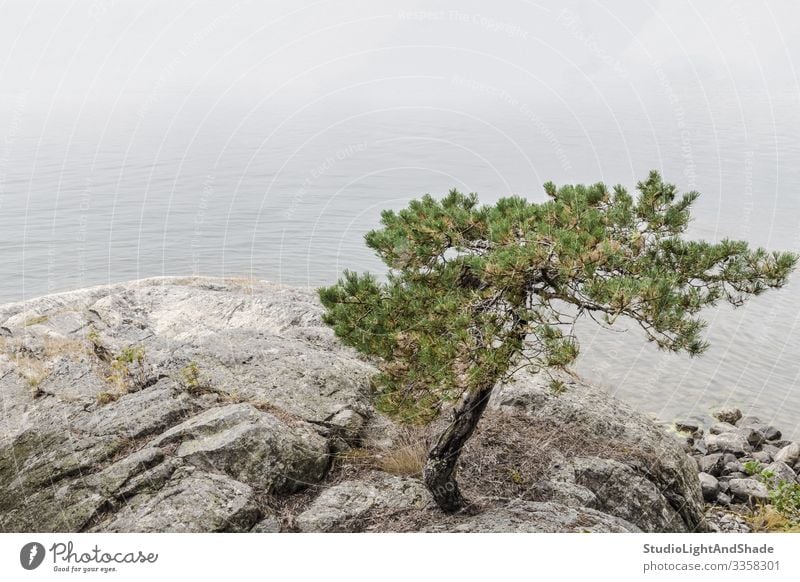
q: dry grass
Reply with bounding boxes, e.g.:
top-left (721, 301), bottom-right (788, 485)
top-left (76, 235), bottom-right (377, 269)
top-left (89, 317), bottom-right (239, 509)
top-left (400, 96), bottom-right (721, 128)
top-left (379, 429), bottom-right (429, 477)
top-left (13, 355), bottom-right (49, 395)
top-left (747, 505), bottom-right (800, 533)
top-left (96, 391), bottom-right (121, 406)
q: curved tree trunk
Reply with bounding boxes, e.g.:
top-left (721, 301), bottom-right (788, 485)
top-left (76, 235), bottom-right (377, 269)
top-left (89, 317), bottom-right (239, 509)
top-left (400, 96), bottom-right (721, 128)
top-left (423, 382), bottom-right (495, 512)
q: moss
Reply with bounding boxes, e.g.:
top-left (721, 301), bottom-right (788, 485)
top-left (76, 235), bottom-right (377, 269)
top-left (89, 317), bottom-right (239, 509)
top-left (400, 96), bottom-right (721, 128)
top-left (23, 314), bottom-right (49, 327)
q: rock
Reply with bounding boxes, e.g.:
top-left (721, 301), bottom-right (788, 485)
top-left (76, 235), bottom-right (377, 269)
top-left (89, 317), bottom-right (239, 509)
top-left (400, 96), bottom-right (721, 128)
top-left (716, 492), bottom-right (732, 506)
top-left (728, 478), bottom-right (769, 503)
top-left (296, 473), bottom-right (430, 532)
top-left (490, 370), bottom-right (707, 532)
top-left (751, 451), bottom-right (773, 464)
top-left (735, 415), bottom-right (762, 429)
top-left (697, 453), bottom-right (725, 477)
top-left (570, 456), bottom-right (689, 532)
top-left (758, 426), bottom-right (783, 441)
top-left (693, 438), bottom-right (708, 455)
top-left (764, 461), bottom-right (797, 484)
top-left (251, 515), bottom-right (281, 533)
top-left (705, 433), bottom-right (750, 456)
top-left (149, 403), bottom-right (329, 494)
top-left (95, 466), bottom-right (259, 532)
top-left (718, 479), bottom-right (730, 493)
top-left (418, 500), bottom-right (640, 533)
top-left (698, 472), bottom-right (720, 502)
top-left (528, 481), bottom-right (599, 509)
top-left (774, 443), bottom-right (800, 466)
top-left (714, 407), bottom-right (742, 424)
top-left (738, 427), bottom-right (765, 447)
top-left (675, 419), bottom-right (701, 433)
top-left (709, 422), bottom-right (737, 435)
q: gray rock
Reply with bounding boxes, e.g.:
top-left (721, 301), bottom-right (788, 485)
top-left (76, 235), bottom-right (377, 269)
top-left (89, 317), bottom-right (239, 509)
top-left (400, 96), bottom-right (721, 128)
top-left (705, 433), bottom-right (750, 456)
top-left (529, 481), bottom-right (599, 509)
top-left (95, 466), bottom-right (259, 532)
top-left (571, 456), bottom-right (689, 532)
top-left (738, 427), bottom-right (765, 447)
top-left (728, 478), bottom-right (769, 503)
top-left (149, 403), bottom-right (329, 494)
top-left (774, 443), bottom-right (800, 466)
top-left (697, 453), bottom-right (725, 477)
top-left (490, 370), bottom-right (706, 532)
top-left (418, 500), bottom-right (640, 533)
top-left (735, 415), bottom-right (762, 429)
top-left (764, 461), bottom-right (797, 484)
top-left (713, 407), bottom-right (742, 425)
top-left (675, 419), bottom-right (701, 433)
top-left (751, 451), bottom-right (773, 464)
top-left (251, 515), bottom-right (281, 533)
top-left (709, 422), bottom-right (737, 435)
top-left (698, 472), bottom-right (720, 502)
top-left (296, 473), bottom-right (430, 532)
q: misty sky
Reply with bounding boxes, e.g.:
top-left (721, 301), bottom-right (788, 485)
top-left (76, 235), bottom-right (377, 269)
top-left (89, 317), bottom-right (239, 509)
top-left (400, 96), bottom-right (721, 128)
top-left (1, 0), bottom-right (798, 118)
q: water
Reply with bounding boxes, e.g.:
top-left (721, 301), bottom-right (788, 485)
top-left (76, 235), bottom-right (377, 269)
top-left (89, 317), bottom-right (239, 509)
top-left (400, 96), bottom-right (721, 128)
top-left (1, 90), bottom-right (799, 439)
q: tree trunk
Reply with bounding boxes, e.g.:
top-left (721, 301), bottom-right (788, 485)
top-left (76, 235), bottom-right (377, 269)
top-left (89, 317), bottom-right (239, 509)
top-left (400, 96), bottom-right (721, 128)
top-left (423, 382), bottom-right (495, 512)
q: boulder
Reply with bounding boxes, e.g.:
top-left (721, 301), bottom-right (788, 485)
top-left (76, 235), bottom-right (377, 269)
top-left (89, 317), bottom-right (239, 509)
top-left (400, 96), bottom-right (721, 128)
top-left (697, 453), bottom-right (725, 477)
top-left (418, 500), bottom-right (640, 533)
top-left (728, 478), bottom-right (769, 503)
top-left (698, 472), bottom-right (719, 502)
top-left (489, 370), bottom-right (706, 532)
top-left (570, 456), bottom-right (690, 532)
top-left (709, 422), bottom-right (737, 435)
top-left (764, 461), bottom-right (797, 484)
top-left (95, 466), bottom-right (259, 532)
top-left (774, 443), bottom-right (800, 466)
top-left (149, 403), bottom-right (329, 494)
top-left (713, 407), bottom-right (742, 425)
top-left (705, 433), bottom-right (750, 456)
top-left (296, 473), bottom-right (430, 532)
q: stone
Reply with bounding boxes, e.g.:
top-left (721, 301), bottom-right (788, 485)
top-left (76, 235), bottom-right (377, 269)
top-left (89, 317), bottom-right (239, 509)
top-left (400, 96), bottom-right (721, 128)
top-left (251, 515), bottom-right (281, 533)
top-left (728, 478), bottom-right (769, 503)
top-left (698, 472), bottom-right (719, 502)
top-left (774, 443), bottom-right (800, 466)
top-left (95, 466), bottom-right (259, 532)
top-left (296, 473), bottom-right (430, 532)
top-left (735, 415), bottom-right (762, 429)
top-left (764, 461), bottom-right (797, 484)
top-left (713, 407), bottom-right (742, 424)
top-left (709, 422), bottom-right (737, 435)
top-left (705, 433), bottom-right (750, 456)
top-left (675, 419), bottom-right (701, 433)
top-left (715, 492), bottom-right (732, 506)
top-left (754, 426), bottom-right (782, 442)
top-left (738, 427), bottom-right (765, 447)
top-left (418, 500), bottom-right (640, 533)
top-left (490, 370), bottom-right (706, 532)
top-left (570, 456), bottom-right (689, 532)
top-left (149, 403), bottom-right (329, 494)
top-left (751, 451), bottom-right (773, 464)
top-left (697, 453), bottom-right (725, 477)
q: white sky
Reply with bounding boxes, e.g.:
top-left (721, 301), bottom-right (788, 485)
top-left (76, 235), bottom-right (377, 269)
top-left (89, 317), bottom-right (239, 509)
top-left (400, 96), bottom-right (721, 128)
top-left (1, 0), bottom-right (797, 114)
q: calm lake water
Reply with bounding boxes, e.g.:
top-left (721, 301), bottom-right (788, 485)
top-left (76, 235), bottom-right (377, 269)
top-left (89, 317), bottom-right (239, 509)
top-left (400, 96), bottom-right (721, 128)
top-left (1, 91), bottom-right (799, 438)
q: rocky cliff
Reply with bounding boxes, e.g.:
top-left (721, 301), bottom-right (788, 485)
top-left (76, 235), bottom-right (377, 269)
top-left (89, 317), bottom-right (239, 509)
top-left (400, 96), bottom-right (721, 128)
top-left (0, 277), bottom-right (706, 532)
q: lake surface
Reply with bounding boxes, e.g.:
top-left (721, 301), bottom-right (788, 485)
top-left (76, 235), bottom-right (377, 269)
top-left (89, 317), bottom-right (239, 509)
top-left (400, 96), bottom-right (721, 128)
top-left (1, 91), bottom-right (799, 438)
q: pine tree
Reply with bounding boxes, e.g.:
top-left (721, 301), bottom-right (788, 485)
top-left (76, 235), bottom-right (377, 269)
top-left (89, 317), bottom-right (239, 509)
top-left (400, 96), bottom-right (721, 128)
top-left (318, 171), bottom-right (797, 512)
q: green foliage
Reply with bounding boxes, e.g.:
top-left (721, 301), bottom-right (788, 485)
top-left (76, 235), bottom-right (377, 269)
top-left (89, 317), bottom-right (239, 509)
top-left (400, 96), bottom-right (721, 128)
top-left (319, 172), bottom-right (797, 423)
top-left (743, 459), bottom-right (762, 476)
top-left (768, 479), bottom-right (800, 524)
top-left (177, 361), bottom-right (206, 394)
